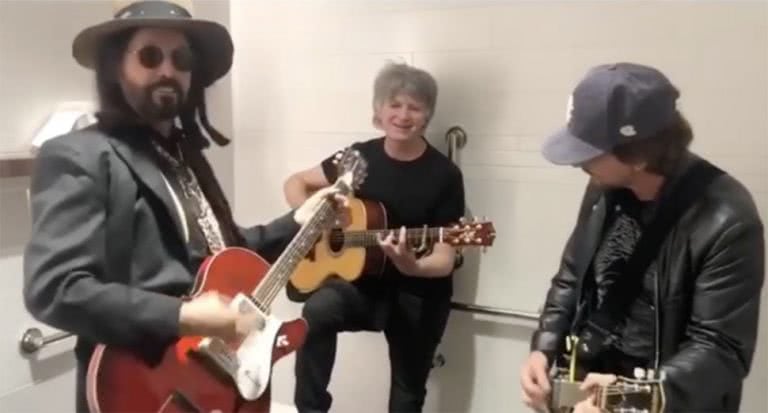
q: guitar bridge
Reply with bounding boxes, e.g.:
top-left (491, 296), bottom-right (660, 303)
top-left (550, 379), bottom-right (589, 410)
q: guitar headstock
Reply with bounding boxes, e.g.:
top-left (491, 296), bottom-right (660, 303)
top-left (444, 217), bottom-right (496, 247)
top-left (598, 368), bottom-right (666, 413)
top-left (331, 147), bottom-right (368, 195)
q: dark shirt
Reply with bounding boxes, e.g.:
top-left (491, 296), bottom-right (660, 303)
top-left (321, 137), bottom-right (466, 298)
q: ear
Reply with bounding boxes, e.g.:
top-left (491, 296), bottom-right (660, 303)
top-left (372, 103), bottom-right (383, 130)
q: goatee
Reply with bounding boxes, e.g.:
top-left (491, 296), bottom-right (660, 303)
top-left (139, 78), bottom-right (185, 121)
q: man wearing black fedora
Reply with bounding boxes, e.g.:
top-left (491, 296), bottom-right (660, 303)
top-left (22, 1), bottom-right (344, 411)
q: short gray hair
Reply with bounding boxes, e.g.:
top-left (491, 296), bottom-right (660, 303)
top-left (372, 62), bottom-right (438, 126)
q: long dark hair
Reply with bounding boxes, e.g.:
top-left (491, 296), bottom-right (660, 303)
top-left (94, 28), bottom-right (246, 248)
top-left (612, 111), bottom-right (694, 176)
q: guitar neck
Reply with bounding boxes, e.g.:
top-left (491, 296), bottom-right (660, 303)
top-left (341, 227), bottom-right (445, 248)
top-left (252, 199), bottom-right (336, 307)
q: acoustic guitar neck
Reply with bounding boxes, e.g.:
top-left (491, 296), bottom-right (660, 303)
top-left (335, 227), bottom-right (446, 248)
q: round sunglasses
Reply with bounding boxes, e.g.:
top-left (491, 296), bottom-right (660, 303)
top-left (132, 45), bottom-right (195, 72)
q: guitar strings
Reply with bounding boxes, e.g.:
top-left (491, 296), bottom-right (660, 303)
top-left (331, 228), bottom-right (444, 246)
top-left (253, 199), bottom-right (335, 308)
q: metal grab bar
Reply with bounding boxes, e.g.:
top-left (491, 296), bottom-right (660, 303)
top-left (443, 126), bottom-right (541, 325)
top-left (450, 301), bottom-right (540, 322)
top-left (445, 125), bottom-right (467, 162)
top-left (19, 327), bottom-right (73, 354)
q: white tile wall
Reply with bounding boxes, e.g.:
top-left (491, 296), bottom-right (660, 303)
top-left (231, 1), bottom-right (768, 412)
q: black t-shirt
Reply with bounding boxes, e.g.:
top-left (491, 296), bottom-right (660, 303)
top-left (320, 137), bottom-right (466, 298)
top-left (588, 190), bottom-right (657, 363)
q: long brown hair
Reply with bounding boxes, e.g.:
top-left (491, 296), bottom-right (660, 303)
top-left (612, 111), bottom-right (694, 176)
top-left (94, 28), bottom-right (245, 248)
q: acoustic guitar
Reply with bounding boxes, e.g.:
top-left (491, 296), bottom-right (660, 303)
top-left (85, 148), bottom-right (367, 413)
top-left (549, 367), bottom-right (666, 413)
top-left (547, 335), bottom-right (666, 413)
top-left (287, 197), bottom-right (496, 301)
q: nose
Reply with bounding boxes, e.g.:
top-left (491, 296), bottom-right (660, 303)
top-left (396, 106), bottom-right (410, 120)
top-left (157, 54), bottom-right (177, 78)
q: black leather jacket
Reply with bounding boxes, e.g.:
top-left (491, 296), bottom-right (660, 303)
top-left (530, 154), bottom-right (765, 412)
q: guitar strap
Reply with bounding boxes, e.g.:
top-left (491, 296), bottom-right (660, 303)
top-left (574, 158), bottom-right (724, 365)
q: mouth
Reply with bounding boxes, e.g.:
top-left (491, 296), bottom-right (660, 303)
top-left (152, 87), bottom-right (179, 106)
top-left (154, 87), bottom-right (177, 97)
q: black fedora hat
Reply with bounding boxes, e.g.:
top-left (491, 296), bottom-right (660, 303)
top-left (72, 0), bottom-right (233, 87)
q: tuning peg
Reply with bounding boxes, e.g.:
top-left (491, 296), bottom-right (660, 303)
top-left (634, 367), bottom-right (646, 379)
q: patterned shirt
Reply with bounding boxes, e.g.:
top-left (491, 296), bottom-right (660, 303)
top-left (591, 193), bottom-right (657, 361)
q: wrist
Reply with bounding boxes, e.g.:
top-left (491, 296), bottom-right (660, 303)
top-left (401, 259), bottom-right (423, 277)
top-left (178, 302), bottom-right (193, 336)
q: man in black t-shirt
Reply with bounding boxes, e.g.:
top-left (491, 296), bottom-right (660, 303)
top-left (283, 62), bottom-right (465, 413)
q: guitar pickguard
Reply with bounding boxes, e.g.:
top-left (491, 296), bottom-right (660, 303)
top-left (196, 293), bottom-right (284, 401)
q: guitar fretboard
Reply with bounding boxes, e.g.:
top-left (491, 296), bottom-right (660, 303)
top-left (251, 199), bottom-right (337, 310)
top-left (332, 227), bottom-right (444, 248)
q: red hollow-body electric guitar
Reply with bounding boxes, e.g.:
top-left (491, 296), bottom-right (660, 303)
top-left (85, 148), bottom-right (367, 413)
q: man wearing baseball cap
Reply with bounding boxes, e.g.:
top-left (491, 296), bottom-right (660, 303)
top-left (521, 63), bottom-right (764, 412)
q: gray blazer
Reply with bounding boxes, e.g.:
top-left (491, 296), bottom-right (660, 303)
top-left (22, 125), bottom-right (299, 363)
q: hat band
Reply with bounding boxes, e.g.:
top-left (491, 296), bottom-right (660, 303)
top-left (114, 1), bottom-right (192, 20)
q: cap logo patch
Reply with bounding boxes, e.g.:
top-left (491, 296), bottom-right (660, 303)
top-left (620, 125), bottom-right (637, 137)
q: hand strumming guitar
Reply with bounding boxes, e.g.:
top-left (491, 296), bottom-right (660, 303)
top-left (178, 291), bottom-right (263, 341)
top-left (573, 373), bottom-right (618, 413)
top-left (294, 186), bottom-right (350, 226)
top-left (520, 350), bottom-right (551, 411)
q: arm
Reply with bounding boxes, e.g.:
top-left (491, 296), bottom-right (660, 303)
top-left (412, 243), bottom-right (456, 278)
top-left (411, 168), bottom-right (465, 278)
top-left (250, 160), bottom-right (341, 262)
top-left (22, 139), bottom-right (181, 347)
top-left (530, 229), bottom-right (582, 363)
top-left (239, 211), bottom-right (301, 263)
top-left (381, 167), bottom-right (464, 278)
top-left (283, 164), bottom-right (331, 208)
top-left (659, 217), bottom-right (764, 411)
top-left (530, 183), bottom-right (600, 364)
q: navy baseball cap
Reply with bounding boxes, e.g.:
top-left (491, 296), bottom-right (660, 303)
top-left (542, 62), bottom-right (680, 166)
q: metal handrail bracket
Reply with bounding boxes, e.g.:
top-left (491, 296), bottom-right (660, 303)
top-left (451, 301), bottom-right (540, 322)
top-left (443, 126), bottom-right (541, 325)
top-left (19, 327), bottom-right (73, 354)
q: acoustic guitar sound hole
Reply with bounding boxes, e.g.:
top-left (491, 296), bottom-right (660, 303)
top-left (329, 228), bottom-right (345, 253)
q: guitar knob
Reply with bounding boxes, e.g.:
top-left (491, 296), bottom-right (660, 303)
top-left (634, 367), bottom-right (645, 379)
top-left (646, 368), bottom-right (655, 379)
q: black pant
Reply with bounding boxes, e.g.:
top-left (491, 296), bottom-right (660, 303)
top-left (76, 358), bottom-right (88, 413)
top-left (294, 279), bottom-right (451, 413)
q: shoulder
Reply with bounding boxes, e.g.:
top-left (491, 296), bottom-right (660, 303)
top-left (35, 125), bottom-right (115, 174)
top-left (698, 171), bottom-right (762, 229)
top-left (349, 136), bottom-right (384, 153)
top-left (424, 143), bottom-right (463, 182)
top-left (684, 163), bottom-right (764, 258)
